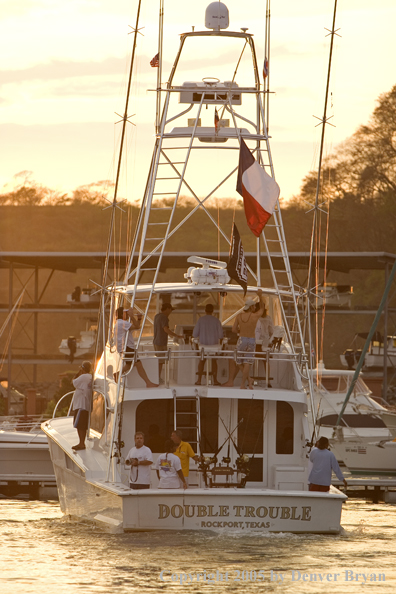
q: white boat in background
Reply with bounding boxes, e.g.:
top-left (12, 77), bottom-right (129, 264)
top-left (312, 283), bottom-right (353, 309)
top-left (310, 365), bottom-right (396, 474)
top-left (341, 331), bottom-right (396, 370)
top-left (67, 287), bottom-right (100, 305)
top-left (0, 416), bottom-right (56, 497)
top-left (59, 325), bottom-right (96, 361)
top-left (334, 440), bottom-right (396, 477)
top-left (312, 365), bottom-right (396, 444)
top-left (42, 2), bottom-right (346, 534)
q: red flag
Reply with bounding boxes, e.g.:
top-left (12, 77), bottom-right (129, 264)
top-left (214, 108), bottom-right (219, 132)
top-left (263, 57), bottom-right (269, 79)
top-left (236, 139), bottom-right (280, 237)
top-left (150, 53), bottom-right (159, 67)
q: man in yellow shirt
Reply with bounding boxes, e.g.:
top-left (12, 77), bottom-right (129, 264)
top-left (171, 430), bottom-right (200, 486)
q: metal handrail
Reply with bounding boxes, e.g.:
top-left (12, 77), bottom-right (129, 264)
top-left (52, 391), bottom-right (74, 418)
top-left (120, 348), bottom-right (302, 363)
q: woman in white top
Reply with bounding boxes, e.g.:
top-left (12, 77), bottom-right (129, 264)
top-left (255, 305), bottom-right (274, 349)
top-left (114, 306), bottom-right (158, 388)
top-left (155, 441), bottom-right (187, 489)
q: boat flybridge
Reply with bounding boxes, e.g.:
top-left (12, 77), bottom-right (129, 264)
top-left (42, 2), bottom-right (346, 533)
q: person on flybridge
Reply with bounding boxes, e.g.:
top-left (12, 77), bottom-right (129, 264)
top-left (223, 289), bottom-right (264, 389)
top-left (192, 303), bottom-right (224, 385)
top-left (114, 306), bottom-right (158, 388)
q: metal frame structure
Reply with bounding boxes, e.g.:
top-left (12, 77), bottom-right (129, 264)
top-left (1, 252), bottom-right (395, 406)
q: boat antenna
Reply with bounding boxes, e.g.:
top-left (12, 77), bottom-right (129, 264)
top-left (303, 0), bottom-right (340, 370)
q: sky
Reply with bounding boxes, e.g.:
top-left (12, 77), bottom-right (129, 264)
top-left (1, 0), bottom-right (396, 203)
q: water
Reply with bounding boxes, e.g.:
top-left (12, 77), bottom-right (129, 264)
top-left (0, 498), bottom-right (395, 593)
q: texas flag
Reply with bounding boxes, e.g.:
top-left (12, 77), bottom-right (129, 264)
top-left (263, 57), bottom-right (269, 79)
top-left (236, 139), bottom-right (280, 237)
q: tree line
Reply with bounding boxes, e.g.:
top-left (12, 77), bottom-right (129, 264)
top-left (2, 84), bottom-right (396, 256)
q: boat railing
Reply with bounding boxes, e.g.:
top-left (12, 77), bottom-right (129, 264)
top-left (52, 391), bottom-right (75, 418)
top-left (123, 347), bottom-right (304, 364)
top-left (0, 414), bottom-right (50, 432)
top-left (119, 345), bottom-right (305, 389)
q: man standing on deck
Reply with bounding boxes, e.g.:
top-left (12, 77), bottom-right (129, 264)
top-left (309, 436), bottom-right (348, 492)
top-left (223, 289), bottom-right (264, 389)
top-left (193, 303), bottom-right (224, 385)
top-left (153, 303), bottom-right (183, 382)
top-left (72, 360), bottom-right (92, 451)
top-left (125, 432), bottom-right (153, 490)
top-left (171, 429), bottom-right (200, 486)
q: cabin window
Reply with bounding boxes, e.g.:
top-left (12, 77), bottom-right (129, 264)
top-left (200, 398), bottom-right (219, 454)
top-left (320, 376), bottom-right (349, 393)
top-left (238, 399), bottom-right (264, 482)
top-left (276, 401), bottom-right (294, 454)
top-left (135, 397), bottom-right (218, 455)
top-left (319, 414), bottom-right (386, 429)
top-left (238, 399), bottom-right (264, 454)
top-left (136, 399), bottom-right (174, 453)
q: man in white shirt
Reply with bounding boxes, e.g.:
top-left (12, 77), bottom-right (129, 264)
top-left (155, 441), bottom-right (187, 489)
top-left (114, 306), bottom-right (158, 388)
top-left (125, 432), bottom-right (153, 490)
top-left (72, 360), bottom-right (92, 451)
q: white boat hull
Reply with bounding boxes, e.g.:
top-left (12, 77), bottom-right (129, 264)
top-left (48, 439), bottom-right (345, 534)
top-left (0, 430), bottom-right (55, 483)
top-left (332, 441), bottom-right (396, 476)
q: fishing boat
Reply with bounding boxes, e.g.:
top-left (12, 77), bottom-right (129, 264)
top-left (42, 2), bottom-right (346, 533)
top-left (67, 287), bottom-right (100, 305)
top-left (310, 364), bottom-right (396, 473)
top-left (333, 440), bottom-right (396, 477)
top-left (0, 416), bottom-right (56, 497)
top-left (341, 332), bottom-right (396, 370)
top-left (58, 324), bottom-right (96, 361)
top-left (311, 283), bottom-right (353, 309)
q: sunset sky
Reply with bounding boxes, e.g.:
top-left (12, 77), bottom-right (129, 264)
top-left (1, 0), bottom-right (395, 203)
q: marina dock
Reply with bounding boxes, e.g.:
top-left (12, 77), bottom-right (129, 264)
top-left (333, 477), bottom-right (396, 503)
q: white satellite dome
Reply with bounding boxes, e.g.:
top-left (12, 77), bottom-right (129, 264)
top-left (205, 2), bottom-right (229, 30)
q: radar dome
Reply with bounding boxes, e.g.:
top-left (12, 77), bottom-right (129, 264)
top-left (205, 2), bottom-right (229, 30)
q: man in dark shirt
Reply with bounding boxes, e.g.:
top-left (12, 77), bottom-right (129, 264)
top-left (153, 303), bottom-right (183, 381)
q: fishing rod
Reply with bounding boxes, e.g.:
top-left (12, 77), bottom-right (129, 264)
top-left (212, 417), bottom-right (244, 459)
top-left (219, 415), bottom-right (243, 457)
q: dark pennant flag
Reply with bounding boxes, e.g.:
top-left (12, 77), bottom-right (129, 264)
top-left (227, 223), bottom-right (248, 295)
